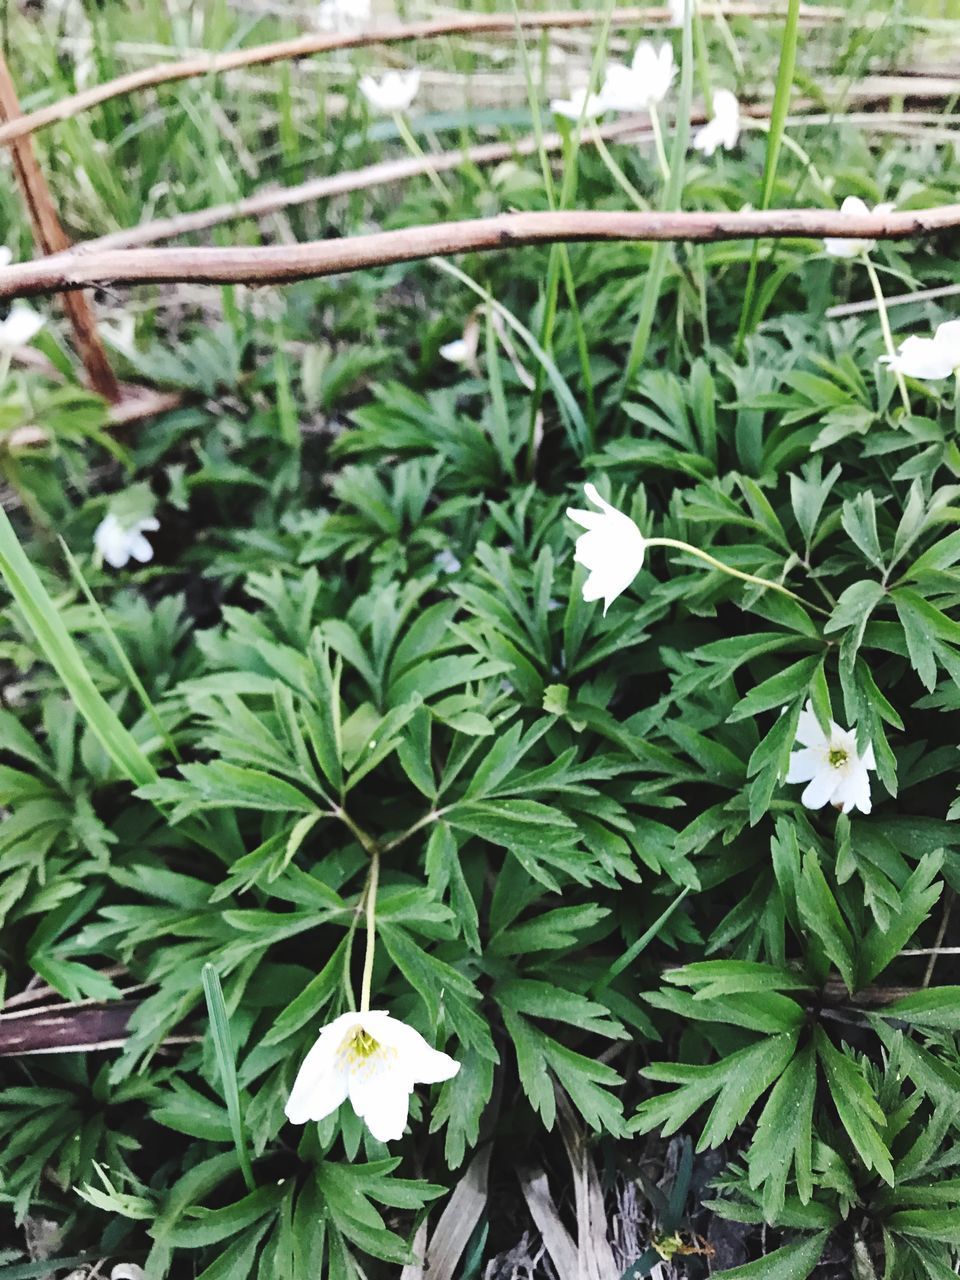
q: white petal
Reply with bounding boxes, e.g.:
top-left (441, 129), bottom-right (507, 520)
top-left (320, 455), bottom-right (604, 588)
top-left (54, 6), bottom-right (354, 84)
top-left (883, 335), bottom-right (959, 380)
top-left (794, 703), bottom-right (827, 748)
top-left (785, 747), bottom-right (821, 784)
top-left (823, 236), bottom-right (865, 259)
top-left (838, 195), bottom-right (870, 218)
top-left (349, 1058), bottom-right (412, 1142)
top-left (284, 1014), bottom-right (358, 1124)
top-left (861, 740), bottom-right (876, 771)
top-left (0, 305), bottom-right (44, 349)
top-left (439, 338), bottom-right (469, 364)
top-left (835, 764), bottom-right (871, 815)
top-left (127, 533), bottom-right (155, 564)
top-left (0, 247), bottom-right (11, 269)
top-left (801, 769), bottom-right (839, 810)
top-left (365, 1012), bottom-right (461, 1084)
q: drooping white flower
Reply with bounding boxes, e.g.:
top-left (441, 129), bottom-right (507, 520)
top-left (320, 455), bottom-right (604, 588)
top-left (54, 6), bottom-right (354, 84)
top-left (566, 483), bottom-right (646, 615)
top-left (785, 701), bottom-right (875, 815)
top-left (0, 305), bottom-right (44, 352)
top-left (879, 319), bottom-right (960, 382)
top-left (439, 338), bottom-right (470, 364)
top-left (693, 89), bottom-right (740, 156)
top-left (550, 86), bottom-right (605, 123)
top-left (600, 42), bottom-right (676, 113)
top-left (315, 0), bottom-right (371, 32)
top-left (823, 196), bottom-right (895, 259)
top-left (358, 70), bottom-right (421, 114)
top-left (94, 512), bottom-right (160, 569)
top-left (285, 1010), bottom-right (460, 1142)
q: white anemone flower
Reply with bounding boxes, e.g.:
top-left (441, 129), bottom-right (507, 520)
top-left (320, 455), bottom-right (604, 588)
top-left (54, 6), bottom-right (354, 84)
top-left (550, 86), bottom-right (605, 122)
top-left (94, 512), bottom-right (160, 569)
top-left (566, 483), bottom-right (646, 614)
top-left (879, 319), bottom-right (960, 382)
top-left (693, 89), bottom-right (740, 156)
top-left (315, 0), bottom-right (371, 31)
top-left (0, 305), bottom-right (44, 352)
top-left (823, 196), bottom-right (895, 259)
top-left (358, 69), bottom-right (421, 114)
top-left (785, 701), bottom-right (875, 815)
top-left (0, 247), bottom-right (11, 269)
top-left (667, 0), bottom-right (687, 25)
top-left (600, 42), bottom-right (676, 113)
top-left (285, 1010), bottom-right (460, 1142)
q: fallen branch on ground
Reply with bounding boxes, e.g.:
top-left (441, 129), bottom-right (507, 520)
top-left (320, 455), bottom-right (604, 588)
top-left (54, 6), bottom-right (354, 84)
top-left (2, 205), bottom-right (958, 300)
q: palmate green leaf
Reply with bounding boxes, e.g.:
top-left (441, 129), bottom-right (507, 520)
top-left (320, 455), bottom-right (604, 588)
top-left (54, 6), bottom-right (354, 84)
top-left (714, 1230), bottom-right (828, 1279)
top-left (860, 851), bottom-right (942, 985)
top-left (883, 987), bottom-right (960, 1030)
top-left (887, 1211), bottom-right (960, 1246)
top-left (728, 656), bottom-right (820, 722)
top-left (747, 1043), bottom-right (816, 1219)
top-left (0, 507), bottom-right (156, 787)
top-left (796, 852), bottom-right (855, 992)
top-left (815, 1029), bottom-right (893, 1185)
top-left (634, 1031), bottom-right (799, 1148)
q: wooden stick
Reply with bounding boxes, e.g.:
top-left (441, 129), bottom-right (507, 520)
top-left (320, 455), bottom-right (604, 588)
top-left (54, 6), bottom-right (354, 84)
top-left (0, 55), bottom-right (120, 401)
top-left (2, 205), bottom-right (958, 301)
top-left (0, 4), bottom-right (842, 150)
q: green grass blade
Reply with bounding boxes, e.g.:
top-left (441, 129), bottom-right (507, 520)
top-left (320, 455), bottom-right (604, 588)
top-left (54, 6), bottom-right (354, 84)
top-left (618, 0), bottom-right (695, 398)
top-left (735, 0), bottom-right (802, 351)
top-left (202, 963), bottom-right (256, 1193)
top-left (0, 509), bottom-right (156, 788)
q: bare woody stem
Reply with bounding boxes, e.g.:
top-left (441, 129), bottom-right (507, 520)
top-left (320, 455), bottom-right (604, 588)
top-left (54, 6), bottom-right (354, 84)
top-left (0, 5), bottom-right (844, 151)
top-left (359, 847), bottom-right (380, 1014)
top-left (644, 536), bottom-right (827, 614)
top-left (2, 206), bottom-right (958, 301)
top-left (0, 54), bottom-right (119, 401)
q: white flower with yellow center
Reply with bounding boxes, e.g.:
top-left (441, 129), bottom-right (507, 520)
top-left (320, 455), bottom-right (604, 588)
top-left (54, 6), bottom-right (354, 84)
top-left (880, 319), bottom-right (960, 382)
top-left (358, 70), bottom-right (421, 114)
top-left (566, 483), bottom-right (646, 615)
top-left (285, 1010), bottom-right (460, 1142)
top-left (693, 89), bottom-right (740, 156)
top-left (785, 701), bottom-right (875, 814)
top-left (823, 195), bottom-right (895, 259)
top-left (600, 42), bottom-right (676, 113)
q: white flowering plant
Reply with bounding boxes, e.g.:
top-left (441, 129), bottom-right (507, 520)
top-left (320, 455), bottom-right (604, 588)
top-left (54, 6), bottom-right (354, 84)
top-left (0, 3), bottom-right (957, 1280)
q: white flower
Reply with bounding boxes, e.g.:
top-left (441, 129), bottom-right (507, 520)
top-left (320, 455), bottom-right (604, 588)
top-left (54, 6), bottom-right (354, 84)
top-left (0, 305), bottom-right (44, 352)
top-left (785, 701), bottom-right (875, 815)
top-left (439, 338), bottom-right (470, 364)
top-left (879, 319), bottom-right (960, 382)
top-left (0, 247), bottom-right (11, 269)
top-left (358, 70), bottom-right (421, 114)
top-left (566, 482), bottom-right (646, 615)
top-left (550, 87), bottom-right (605, 122)
top-left (315, 0), bottom-right (371, 31)
top-left (94, 512), bottom-right (159, 569)
top-left (823, 196), bottom-right (895, 259)
top-left (667, 0), bottom-right (687, 24)
top-left (693, 89), bottom-right (740, 156)
top-left (600, 42), bottom-right (676, 113)
top-left (285, 1010), bottom-right (459, 1142)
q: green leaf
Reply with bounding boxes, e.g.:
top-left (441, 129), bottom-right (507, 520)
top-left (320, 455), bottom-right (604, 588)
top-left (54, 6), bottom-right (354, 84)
top-left (202, 965), bottom-right (255, 1194)
top-left (883, 987), bottom-right (960, 1030)
top-left (796, 852), bottom-right (856, 994)
top-left (815, 1029), bottom-right (893, 1184)
top-left (715, 1231), bottom-right (828, 1279)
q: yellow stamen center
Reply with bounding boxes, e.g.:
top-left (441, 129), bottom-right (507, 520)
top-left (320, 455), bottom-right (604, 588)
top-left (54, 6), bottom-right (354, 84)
top-left (828, 747), bottom-right (848, 769)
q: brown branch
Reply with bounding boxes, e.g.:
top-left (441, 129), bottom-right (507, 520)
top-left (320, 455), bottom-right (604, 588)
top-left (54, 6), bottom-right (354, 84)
top-left (2, 206), bottom-right (958, 301)
top-left (0, 55), bottom-right (120, 401)
top-left (0, 4), bottom-right (841, 149)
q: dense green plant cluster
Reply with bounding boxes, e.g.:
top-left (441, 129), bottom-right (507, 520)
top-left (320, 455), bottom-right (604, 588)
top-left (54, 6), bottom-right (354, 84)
top-left (1, 0), bottom-right (959, 1277)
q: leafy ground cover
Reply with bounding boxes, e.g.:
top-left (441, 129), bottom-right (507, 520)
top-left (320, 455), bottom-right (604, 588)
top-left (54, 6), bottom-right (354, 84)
top-left (2, 0), bottom-right (960, 1276)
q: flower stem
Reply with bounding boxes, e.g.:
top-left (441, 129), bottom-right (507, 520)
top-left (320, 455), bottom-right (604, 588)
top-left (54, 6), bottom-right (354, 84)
top-left (392, 111), bottom-right (449, 202)
top-left (590, 126), bottom-right (649, 210)
top-left (359, 846), bottom-right (380, 1014)
top-left (863, 253), bottom-right (910, 415)
top-left (648, 104), bottom-right (671, 185)
top-left (644, 536), bottom-right (828, 615)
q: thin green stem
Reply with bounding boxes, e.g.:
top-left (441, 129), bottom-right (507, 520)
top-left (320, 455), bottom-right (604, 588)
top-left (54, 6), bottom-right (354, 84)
top-left (0, 352), bottom-right (11, 391)
top-left (590, 126), bottom-right (649, 210)
top-left (359, 847), bottom-right (380, 1014)
top-left (648, 104), bottom-right (671, 184)
top-left (392, 112), bottom-right (449, 202)
top-left (644, 536), bottom-right (828, 615)
top-left (863, 254), bottom-right (910, 415)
